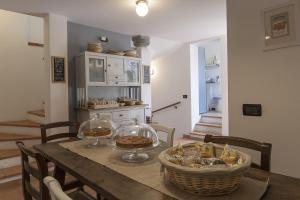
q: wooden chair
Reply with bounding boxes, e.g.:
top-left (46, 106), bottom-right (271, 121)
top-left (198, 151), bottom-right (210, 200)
top-left (40, 121), bottom-right (80, 144)
top-left (41, 121), bottom-right (102, 199)
top-left (204, 135), bottom-right (272, 171)
top-left (16, 141), bottom-right (50, 200)
top-left (40, 121), bottom-right (83, 191)
top-left (44, 176), bottom-right (96, 200)
top-left (150, 123), bottom-right (175, 147)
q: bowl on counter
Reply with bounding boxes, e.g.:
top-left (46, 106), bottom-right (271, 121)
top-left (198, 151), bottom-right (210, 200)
top-left (135, 100), bottom-right (143, 105)
top-left (124, 100), bottom-right (136, 106)
top-left (119, 102), bottom-right (126, 107)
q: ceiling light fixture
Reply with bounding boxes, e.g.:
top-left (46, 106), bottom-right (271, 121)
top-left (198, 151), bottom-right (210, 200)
top-left (136, 0), bottom-right (149, 17)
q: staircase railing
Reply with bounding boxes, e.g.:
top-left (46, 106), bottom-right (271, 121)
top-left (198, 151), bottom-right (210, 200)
top-left (152, 101), bottom-right (181, 114)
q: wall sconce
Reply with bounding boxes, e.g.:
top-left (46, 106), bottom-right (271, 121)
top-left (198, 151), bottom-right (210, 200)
top-left (151, 67), bottom-right (155, 76)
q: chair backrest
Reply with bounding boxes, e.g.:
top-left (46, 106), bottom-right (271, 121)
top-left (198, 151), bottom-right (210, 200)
top-left (150, 123), bottom-right (175, 147)
top-left (40, 121), bottom-right (80, 143)
top-left (43, 176), bottom-right (72, 200)
top-left (204, 135), bottom-right (272, 171)
top-left (16, 141), bottom-right (49, 200)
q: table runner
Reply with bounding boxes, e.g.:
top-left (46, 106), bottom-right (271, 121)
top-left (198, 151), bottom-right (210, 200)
top-left (59, 140), bottom-right (269, 200)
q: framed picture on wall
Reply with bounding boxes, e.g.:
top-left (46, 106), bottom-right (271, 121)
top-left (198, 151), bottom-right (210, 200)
top-left (262, 0), bottom-right (300, 51)
top-left (51, 56), bottom-right (66, 83)
top-left (143, 65), bottom-right (151, 84)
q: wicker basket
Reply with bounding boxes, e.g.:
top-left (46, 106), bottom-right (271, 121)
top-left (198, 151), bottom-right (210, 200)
top-left (158, 143), bottom-right (251, 196)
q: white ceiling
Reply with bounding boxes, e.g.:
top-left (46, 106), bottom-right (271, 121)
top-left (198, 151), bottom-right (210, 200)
top-left (0, 0), bottom-right (227, 42)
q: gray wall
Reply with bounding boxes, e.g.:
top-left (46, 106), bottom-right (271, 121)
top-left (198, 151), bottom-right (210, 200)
top-left (68, 22), bottom-right (132, 121)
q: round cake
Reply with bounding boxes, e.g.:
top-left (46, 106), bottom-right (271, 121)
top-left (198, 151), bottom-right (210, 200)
top-left (83, 128), bottom-right (111, 137)
top-left (116, 136), bottom-right (153, 148)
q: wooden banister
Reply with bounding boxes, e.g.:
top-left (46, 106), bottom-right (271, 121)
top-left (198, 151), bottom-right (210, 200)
top-left (152, 101), bottom-right (181, 114)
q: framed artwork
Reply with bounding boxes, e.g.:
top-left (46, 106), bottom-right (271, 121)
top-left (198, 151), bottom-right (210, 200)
top-left (262, 0), bottom-right (300, 51)
top-left (51, 56), bottom-right (66, 83)
top-left (143, 65), bottom-right (150, 84)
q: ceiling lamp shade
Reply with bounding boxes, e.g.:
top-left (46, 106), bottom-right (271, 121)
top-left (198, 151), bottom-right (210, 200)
top-left (136, 0), bottom-right (149, 17)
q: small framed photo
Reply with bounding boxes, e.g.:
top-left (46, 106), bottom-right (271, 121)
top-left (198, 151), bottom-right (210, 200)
top-left (143, 65), bottom-right (151, 84)
top-left (262, 0), bottom-right (300, 51)
top-left (51, 56), bottom-right (66, 83)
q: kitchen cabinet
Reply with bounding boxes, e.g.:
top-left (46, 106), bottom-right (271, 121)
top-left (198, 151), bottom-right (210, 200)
top-left (76, 52), bottom-right (141, 87)
top-left (77, 106), bottom-right (146, 126)
top-left (75, 51), bottom-right (143, 109)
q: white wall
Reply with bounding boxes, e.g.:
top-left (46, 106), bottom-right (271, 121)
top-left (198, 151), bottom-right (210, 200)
top-left (220, 35), bottom-right (229, 135)
top-left (190, 44), bottom-right (200, 131)
top-left (43, 14), bottom-right (69, 122)
top-left (227, 0), bottom-right (300, 178)
top-left (0, 10), bottom-right (44, 121)
top-left (151, 43), bottom-right (191, 139)
top-left (139, 47), bottom-right (152, 117)
top-left (149, 37), bottom-right (182, 60)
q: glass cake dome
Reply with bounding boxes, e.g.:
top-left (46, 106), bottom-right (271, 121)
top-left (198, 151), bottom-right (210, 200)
top-left (112, 122), bottom-right (160, 162)
top-left (77, 113), bottom-right (117, 148)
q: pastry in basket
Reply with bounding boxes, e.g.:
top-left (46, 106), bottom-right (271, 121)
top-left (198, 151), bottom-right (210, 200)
top-left (83, 127), bottom-right (111, 137)
top-left (195, 142), bottom-right (215, 158)
top-left (168, 154), bottom-right (184, 165)
top-left (219, 144), bottom-right (239, 165)
top-left (169, 143), bottom-right (185, 156)
top-left (116, 136), bottom-right (153, 148)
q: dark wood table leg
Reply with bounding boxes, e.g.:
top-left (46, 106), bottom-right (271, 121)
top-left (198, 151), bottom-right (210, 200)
top-left (53, 165), bottom-right (66, 187)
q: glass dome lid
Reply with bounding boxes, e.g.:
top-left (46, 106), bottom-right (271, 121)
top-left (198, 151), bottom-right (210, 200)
top-left (113, 123), bottom-right (160, 149)
top-left (78, 114), bottom-right (117, 140)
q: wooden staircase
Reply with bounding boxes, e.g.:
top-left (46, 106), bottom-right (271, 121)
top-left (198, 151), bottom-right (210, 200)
top-left (183, 112), bottom-right (222, 141)
top-left (27, 109), bottom-right (45, 124)
top-left (0, 120), bottom-right (40, 128)
top-left (0, 110), bottom-right (43, 183)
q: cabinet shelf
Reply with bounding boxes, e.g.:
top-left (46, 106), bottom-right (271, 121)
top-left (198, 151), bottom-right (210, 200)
top-left (205, 64), bottom-right (220, 70)
top-left (206, 82), bottom-right (218, 84)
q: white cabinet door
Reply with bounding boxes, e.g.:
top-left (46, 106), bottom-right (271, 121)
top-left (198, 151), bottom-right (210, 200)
top-left (130, 109), bottom-right (145, 124)
top-left (112, 110), bottom-right (130, 122)
top-left (107, 57), bottom-right (124, 76)
top-left (86, 55), bottom-right (107, 86)
top-left (107, 57), bottom-right (126, 85)
top-left (124, 59), bottom-right (140, 86)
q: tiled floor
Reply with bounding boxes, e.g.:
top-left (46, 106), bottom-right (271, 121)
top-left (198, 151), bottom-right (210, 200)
top-left (174, 137), bottom-right (198, 146)
top-left (0, 179), bottom-right (98, 200)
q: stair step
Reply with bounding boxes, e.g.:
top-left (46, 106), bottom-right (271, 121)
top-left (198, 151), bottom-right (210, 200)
top-left (0, 120), bottom-right (40, 128)
top-left (0, 132), bottom-right (40, 142)
top-left (0, 162), bottom-right (54, 181)
top-left (190, 131), bottom-right (208, 136)
top-left (201, 114), bottom-right (222, 119)
top-left (0, 165), bottom-right (22, 180)
top-left (196, 122), bottom-right (222, 128)
top-left (201, 112), bottom-right (222, 118)
top-left (190, 131), bottom-right (221, 136)
top-left (27, 109), bottom-right (45, 118)
top-left (183, 133), bottom-right (205, 141)
top-left (183, 131), bottom-right (222, 142)
top-left (0, 149), bottom-right (20, 160)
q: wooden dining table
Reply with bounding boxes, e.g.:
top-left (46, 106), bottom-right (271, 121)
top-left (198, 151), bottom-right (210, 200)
top-left (34, 142), bottom-right (300, 200)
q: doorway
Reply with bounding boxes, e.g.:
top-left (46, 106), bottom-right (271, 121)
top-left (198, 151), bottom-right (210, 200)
top-left (198, 39), bottom-right (222, 115)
